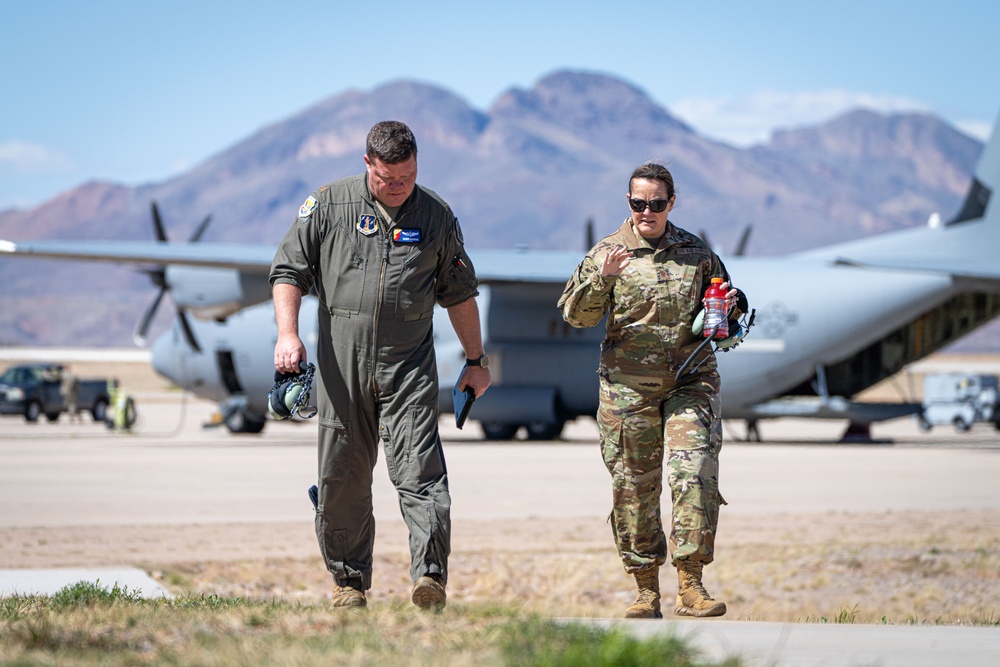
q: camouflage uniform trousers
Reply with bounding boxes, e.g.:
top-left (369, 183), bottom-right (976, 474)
top-left (598, 369), bottom-right (724, 573)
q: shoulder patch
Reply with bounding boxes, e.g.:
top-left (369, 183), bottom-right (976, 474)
top-left (298, 196), bottom-right (318, 219)
top-left (357, 214), bottom-right (379, 236)
top-left (455, 218), bottom-right (465, 245)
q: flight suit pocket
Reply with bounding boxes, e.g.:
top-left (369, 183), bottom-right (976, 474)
top-left (405, 404), bottom-right (447, 484)
top-left (394, 247), bottom-right (437, 317)
top-left (322, 225), bottom-right (366, 315)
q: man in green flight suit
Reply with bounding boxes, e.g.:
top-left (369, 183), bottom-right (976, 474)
top-left (270, 121), bottom-right (491, 609)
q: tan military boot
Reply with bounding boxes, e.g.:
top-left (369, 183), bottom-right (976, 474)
top-left (411, 574), bottom-right (447, 610)
top-left (330, 584), bottom-right (366, 608)
top-left (674, 561), bottom-right (726, 617)
top-left (624, 567), bottom-right (662, 619)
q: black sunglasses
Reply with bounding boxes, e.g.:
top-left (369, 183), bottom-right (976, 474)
top-left (628, 197), bottom-right (670, 213)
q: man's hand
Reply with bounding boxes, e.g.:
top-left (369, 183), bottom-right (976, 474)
top-left (458, 365), bottom-right (491, 399)
top-left (274, 333), bottom-right (307, 374)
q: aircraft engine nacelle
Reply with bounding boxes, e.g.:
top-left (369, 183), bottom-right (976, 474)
top-left (165, 265), bottom-right (272, 320)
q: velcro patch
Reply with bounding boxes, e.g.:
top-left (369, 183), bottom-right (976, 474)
top-left (393, 228), bottom-right (422, 243)
top-left (298, 196), bottom-right (317, 219)
top-left (357, 215), bottom-right (379, 236)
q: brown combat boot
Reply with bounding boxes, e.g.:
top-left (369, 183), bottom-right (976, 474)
top-left (674, 561), bottom-right (726, 617)
top-left (411, 574), bottom-right (447, 610)
top-left (624, 567), bottom-right (662, 619)
top-left (330, 584), bottom-right (366, 608)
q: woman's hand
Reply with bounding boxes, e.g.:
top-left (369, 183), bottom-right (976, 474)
top-left (601, 245), bottom-right (634, 277)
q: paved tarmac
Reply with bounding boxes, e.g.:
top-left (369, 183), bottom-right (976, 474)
top-left (2, 395), bottom-right (999, 666)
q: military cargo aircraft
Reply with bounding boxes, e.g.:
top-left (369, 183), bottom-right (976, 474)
top-left (3, 110), bottom-right (1000, 439)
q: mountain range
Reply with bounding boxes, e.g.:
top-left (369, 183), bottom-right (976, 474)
top-left (0, 69), bottom-right (993, 350)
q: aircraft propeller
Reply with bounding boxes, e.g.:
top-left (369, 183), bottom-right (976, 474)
top-left (698, 224), bottom-right (753, 257)
top-left (133, 201), bottom-right (211, 353)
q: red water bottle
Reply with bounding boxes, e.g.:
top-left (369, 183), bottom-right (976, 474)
top-left (703, 277), bottom-right (729, 339)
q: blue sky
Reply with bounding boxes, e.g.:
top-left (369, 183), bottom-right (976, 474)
top-left (2, 0), bottom-right (999, 210)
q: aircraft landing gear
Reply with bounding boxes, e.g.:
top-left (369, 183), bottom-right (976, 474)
top-left (525, 420), bottom-right (565, 441)
top-left (224, 409), bottom-right (266, 434)
top-left (480, 421), bottom-right (519, 440)
top-left (479, 419), bottom-right (566, 441)
top-left (838, 421), bottom-right (874, 443)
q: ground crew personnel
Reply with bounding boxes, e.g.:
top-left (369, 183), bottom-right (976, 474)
top-left (558, 162), bottom-right (745, 619)
top-left (270, 121), bottom-right (491, 610)
top-left (60, 364), bottom-right (80, 423)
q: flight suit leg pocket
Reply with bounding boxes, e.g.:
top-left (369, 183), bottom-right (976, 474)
top-left (404, 404), bottom-right (446, 485)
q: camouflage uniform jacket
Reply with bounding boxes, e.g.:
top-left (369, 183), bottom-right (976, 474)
top-left (558, 219), bottom-right (736, 381)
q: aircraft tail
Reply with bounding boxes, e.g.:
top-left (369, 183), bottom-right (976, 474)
top-left (798, 106), bottom-right (1000, 284)
top-left (947, 108), bottom-right (1000, 225)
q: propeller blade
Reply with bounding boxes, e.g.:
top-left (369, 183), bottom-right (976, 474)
top-left (151, 201), bottom-right (168, 242)
top-left (188, 214), bottom-right (212, 242)
top-left (177, 309), bottom-right (202, 353)
top-left (585, 217), bottom-right (595, 250)
top-left (699, 229), bottom-right (713, 251)
top-left (733, 225), bottom-right (753, 257)
top-left (133, 287), bottom-right (167, 347)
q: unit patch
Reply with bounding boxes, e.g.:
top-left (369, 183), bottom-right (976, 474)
top-left (357, 215), bottom-right (379, 236)
top-left (393, 228), bottom-right (422, 243)
top-left (298, 196), bottom-right (318, 219)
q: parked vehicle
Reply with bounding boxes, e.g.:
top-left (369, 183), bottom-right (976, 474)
top-left (917, 373), bottom-right (1000, 432)
top-left (0, 363), bottom-right (112, 423)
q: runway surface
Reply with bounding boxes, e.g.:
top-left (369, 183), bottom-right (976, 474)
top-left (2, 395), bottom-right (999, 527)
top-left (1, 394), bottom-right (999, 666)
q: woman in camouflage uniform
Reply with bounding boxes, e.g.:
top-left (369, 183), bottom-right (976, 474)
top-left (558, 163), bottom-right (744, 619)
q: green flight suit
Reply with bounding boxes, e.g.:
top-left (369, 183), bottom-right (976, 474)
top-left (270, 174), bottom-right (478, 590)
top-left (558, 219), bottom-right (739, 573)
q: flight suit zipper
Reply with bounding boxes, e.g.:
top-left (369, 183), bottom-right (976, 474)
top-left (372, 218), bottom-right (389, 400)
top-left (370, 204), bottom-right (413, 401)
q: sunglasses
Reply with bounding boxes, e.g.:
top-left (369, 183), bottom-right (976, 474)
top-left (628, 197), bottom-right (670, 213)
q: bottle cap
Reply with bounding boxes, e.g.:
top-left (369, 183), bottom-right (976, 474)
top-left (711, 277), bottom-right (723, 284)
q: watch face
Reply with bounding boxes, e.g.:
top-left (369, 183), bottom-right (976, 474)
top-left (469, 355), bottom-right (489, 368)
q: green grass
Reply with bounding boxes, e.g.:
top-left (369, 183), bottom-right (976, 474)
top-left (0, 582), bottom-right (739, 667)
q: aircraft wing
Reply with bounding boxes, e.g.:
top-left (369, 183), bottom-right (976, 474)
top-left (0, 239), bottom-right (275, 272)
top-left (0, 239), bottom-right (584, 283)
top-left (833, 256), bottom-right (1000, 287)
top-left (465, 249), bottom-right (582, 283)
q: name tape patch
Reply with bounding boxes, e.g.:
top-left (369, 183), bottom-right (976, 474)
top-left (393, 228), bottom-right (422, 243)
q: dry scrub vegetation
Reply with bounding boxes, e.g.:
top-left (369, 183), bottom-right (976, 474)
top-left (147, 510), bottom-right (1000, 626)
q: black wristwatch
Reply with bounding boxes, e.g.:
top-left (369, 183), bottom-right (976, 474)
top-left (466, 354), bottom-right (490, 368)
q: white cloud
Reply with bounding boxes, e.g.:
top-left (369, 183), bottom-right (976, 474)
top-left (670, 89), bottom-right (933, 147)
top-left (0, 140), bottom-right (73, 173)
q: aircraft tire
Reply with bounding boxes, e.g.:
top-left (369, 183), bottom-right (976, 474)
top-left (225, 409), bottom-right (266, 434)
top-left (45, 411), bottom-right (61, 422)
top-left (525, 420), bottom-right (565, 441)
top-left (24, 400), bottom-right (41, 423)
top-left (480, 421), bottom-right (519, 440)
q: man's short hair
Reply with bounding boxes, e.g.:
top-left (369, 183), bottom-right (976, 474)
top-left (366, 121), bottom-right (418, 164)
